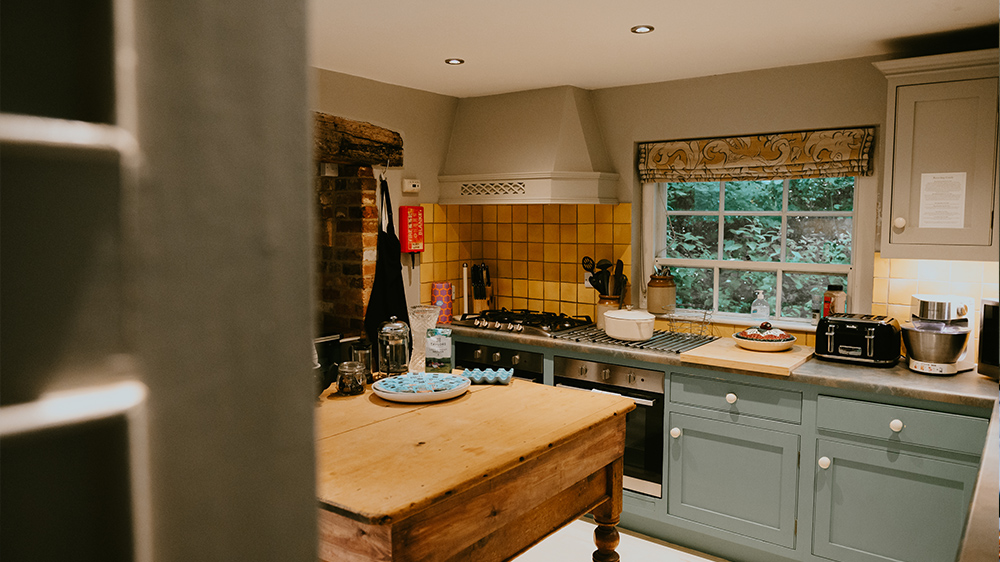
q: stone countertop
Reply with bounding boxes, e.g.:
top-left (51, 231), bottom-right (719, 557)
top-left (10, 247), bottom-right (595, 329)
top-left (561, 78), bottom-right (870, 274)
top-left (447, 324), bottom-right (999, 410)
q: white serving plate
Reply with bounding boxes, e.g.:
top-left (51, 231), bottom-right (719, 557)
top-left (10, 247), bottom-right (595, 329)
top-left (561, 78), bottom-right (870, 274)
top-left (732, 334), bottom-right (797, 352)
top-left (372, 372), bottom-right (471, 403)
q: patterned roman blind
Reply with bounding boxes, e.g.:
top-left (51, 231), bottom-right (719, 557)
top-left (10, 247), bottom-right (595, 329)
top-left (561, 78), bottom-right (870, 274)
top-left (637, 127), bottom-right (876, 183)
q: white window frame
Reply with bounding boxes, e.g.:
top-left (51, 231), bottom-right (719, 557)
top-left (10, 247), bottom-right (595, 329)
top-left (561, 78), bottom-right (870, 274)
top-left (640, 178), bottom-right (864, 329)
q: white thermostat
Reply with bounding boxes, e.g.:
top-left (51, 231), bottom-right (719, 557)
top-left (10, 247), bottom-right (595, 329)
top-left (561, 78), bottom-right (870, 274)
top-left (402, 179), bottom-right (421, 193)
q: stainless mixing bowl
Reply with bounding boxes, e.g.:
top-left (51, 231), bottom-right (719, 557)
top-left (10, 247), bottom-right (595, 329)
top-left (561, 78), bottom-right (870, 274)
top-left (901, 323), bottom-right (970, 364)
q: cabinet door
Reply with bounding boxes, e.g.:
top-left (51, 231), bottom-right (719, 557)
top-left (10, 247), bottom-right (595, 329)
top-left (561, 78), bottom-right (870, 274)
top-left (667, 413), bottom-right (799, 548)
top-left (813, 439), bottom-right (979, 562)
top-left (887, 77), bottom-right (998, 247)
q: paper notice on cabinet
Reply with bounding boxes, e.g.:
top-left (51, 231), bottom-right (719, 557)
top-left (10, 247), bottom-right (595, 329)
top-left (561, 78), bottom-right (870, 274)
top-left (919, 172), bottom-right (966, 229)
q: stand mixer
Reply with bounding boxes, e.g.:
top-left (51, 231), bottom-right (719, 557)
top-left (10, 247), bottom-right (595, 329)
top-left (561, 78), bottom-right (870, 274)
top-left (900, 295), bottom-right (974, 375)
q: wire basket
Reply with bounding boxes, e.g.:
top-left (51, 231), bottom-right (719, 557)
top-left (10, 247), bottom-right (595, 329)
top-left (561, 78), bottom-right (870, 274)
top-left (658, 309), bottom-right (713, 336)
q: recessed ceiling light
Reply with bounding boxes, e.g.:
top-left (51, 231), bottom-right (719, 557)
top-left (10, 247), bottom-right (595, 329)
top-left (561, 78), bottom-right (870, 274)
top-left (630, 25), bottom-right (654, 34)
top-left (444, 58), bottom-right (465, 65)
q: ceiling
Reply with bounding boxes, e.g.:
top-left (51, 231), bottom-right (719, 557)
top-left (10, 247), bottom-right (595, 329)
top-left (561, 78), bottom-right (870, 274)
top-left (308, 0), bottom-right (997, 99)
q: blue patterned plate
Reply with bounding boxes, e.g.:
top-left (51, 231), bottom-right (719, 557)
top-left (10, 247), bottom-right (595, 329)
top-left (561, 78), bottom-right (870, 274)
top-left (372, 372), bottom-right (471, 403)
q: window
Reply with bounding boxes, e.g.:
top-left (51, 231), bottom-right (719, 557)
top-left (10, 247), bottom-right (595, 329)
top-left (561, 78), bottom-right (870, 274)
top-left (651, 177), bottom-right (855, 320)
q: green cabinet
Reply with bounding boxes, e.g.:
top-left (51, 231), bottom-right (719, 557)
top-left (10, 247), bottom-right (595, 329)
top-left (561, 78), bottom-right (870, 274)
top-left (812, 395), bottom-right (987, 562)
top-left (812, 440), bottom-right (979, 562)
top-left (666, 412), bottom-right (800, 549)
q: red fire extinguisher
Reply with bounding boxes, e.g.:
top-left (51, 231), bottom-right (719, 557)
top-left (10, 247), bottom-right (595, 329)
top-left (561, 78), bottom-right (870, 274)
top-left (398, 206), bottom-right (424, 267)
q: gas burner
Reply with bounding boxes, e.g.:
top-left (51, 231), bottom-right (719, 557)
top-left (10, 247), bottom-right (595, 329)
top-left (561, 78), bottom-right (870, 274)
top-left (456, 309), bottom-right (593, 336)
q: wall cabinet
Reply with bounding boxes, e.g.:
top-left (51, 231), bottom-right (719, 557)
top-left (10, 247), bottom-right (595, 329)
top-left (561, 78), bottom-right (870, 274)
top-left (875, 49), bottom-right (999, 260)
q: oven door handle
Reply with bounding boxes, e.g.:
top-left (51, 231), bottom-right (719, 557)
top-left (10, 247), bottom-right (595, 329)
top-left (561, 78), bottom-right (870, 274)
top-left (555, 384), bottom-right (656, 408)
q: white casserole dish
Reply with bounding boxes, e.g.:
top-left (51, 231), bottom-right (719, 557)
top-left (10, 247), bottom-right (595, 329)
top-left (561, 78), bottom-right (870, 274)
top-left (604, 307), bottom-right (655, 341)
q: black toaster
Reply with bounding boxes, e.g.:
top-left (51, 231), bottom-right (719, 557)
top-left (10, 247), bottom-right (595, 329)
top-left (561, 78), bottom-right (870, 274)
top-left (814, 313), bottom-right (901, 366)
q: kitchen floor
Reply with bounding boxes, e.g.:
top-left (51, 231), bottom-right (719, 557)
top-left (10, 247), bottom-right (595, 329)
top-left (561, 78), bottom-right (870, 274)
top-left (515, 518), bottom-right (729, 562)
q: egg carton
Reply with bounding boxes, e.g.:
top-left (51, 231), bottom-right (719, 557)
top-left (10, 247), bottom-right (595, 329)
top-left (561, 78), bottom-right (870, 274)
top-left (463, 368), bottom-right (513, 385)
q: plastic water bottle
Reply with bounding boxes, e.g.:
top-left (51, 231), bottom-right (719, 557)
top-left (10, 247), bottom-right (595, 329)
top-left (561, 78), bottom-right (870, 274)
top-left (751, 290), bottom-right (769, 321)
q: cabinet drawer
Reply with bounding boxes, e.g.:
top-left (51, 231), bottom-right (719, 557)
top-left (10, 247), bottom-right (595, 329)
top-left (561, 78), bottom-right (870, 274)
top-left (816, 395), bottom-right (988, 455)
top-left (669, 373), bottom-right (802, 423)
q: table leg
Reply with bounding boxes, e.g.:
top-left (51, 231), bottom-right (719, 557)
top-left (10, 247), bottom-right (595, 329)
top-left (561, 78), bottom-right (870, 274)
top-left (591, 457), bottom-right (623, 562)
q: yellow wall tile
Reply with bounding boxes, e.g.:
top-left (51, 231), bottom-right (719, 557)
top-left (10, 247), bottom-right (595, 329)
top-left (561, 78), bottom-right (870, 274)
top-left (420, 260), bottom-right (435, 282)
top-left (887, 304), bottom-right (909, 325)
top-left (595, 205), bottom-right (614, 223)
top-left (544, 262), bottom-right (560, 280)
top-left (888, 278), bottom-right (919, 304)
top-left (512, 297), bottom-right (529, 309)
top-left (513, 279), bottom-right (527, 297)
top-left (497, 277), bottom-right (513, 297)
top-left (560, 282), bottom-right (577, 302)
top-left (543, 224), bottom-right (560, 243)
top-left (528, 280), bottom-right (544, 299)
top-left (985, 261), bottom-right (999, 282)
top-left (578, 303), bottom-right (595, 319)
top-left (595, 223), bottom-right (613, 243)
top-left (512, 242), bottom-right (527, 259)
top-left (482, 223), bottom-right (497, 241)
top-left (872, 277), bottom-right (888, 303)
top-left (543, 204), bottom-right (560, 223)
top-left (560, 243), bottom-right (577, 263)
top-left (595, 243), bottom-right (613, 261)
top-left (471, 205), bottom-right (483, 223)
top-left (496, 296), bottom-right (513, 310)
top-left (560, 224), bottom-right (577, 243)
top-left (446, 242), bottom-right (459, 261)
top-left (483, 205), bottom-right (497, 223)
top-left (560, 204), bottom-right (577, 224)
top-left (512, 205), bottom-right (527, 223)
top-left (421, 203), bottom-right (435, 223)
top-left (528, 224), bottom-right (544, 242)
top-left (528, 261), bottom-right (543, 280)
top-left (952, 261), bottom-right (985, 283)
top-left (497, 205), bottom-right (512, 224)
top-left (578, 244), bottom-right (595, 262)
top-left (471, 223), bottom-right (483, 240)
top-left (471, 241), bottom-right (483, 259)
top-left (871, 303), bottom-right (888, 316)
top-left (613, 224), bottom-right (630, 245)
top-left (433, 223), bottom-right (447, 243)
top-left (512, 260), bottom-right (528, 279)
top-left (873, 252), bottom-right (889, 277)
top-left (614, 203), bottom-right (631, 223)
top-left (498, 242), bottom-right (512, 260)
top-left (482, 241), bottom-right (497, 259)
top-left (543, 281), bottom-right (560, 301)
top-left (543, 243), bottom-right (559, 262)
top-left (497, 223), bottom-right (512, 241)
top-left (527, 242), bottom-right (544, 261)
top-left (577, 204), bottom-right (595, 224)
top-left (889, 258), bottom-right (919, 279)
top-left (527, 206), bottom-right (543, 223)
top-left (447, 260), bottom-right (461, 279)
top-left (459, 205), bottom-right (472, 223)
top-left (561, 302), bottom-right (577, 316)
top-left (433, 261), bottom-right (447, 280)
top-left (561, 263), bottom-right (578, 282)
top-left (916, 260), bottom-right (950, 281)
top-left (512, 223), bottom-right (527, 242)
top-left (446, 205), bottom-right (460, 223)
top-left (528, 298), bottom-right (544, 311)
top-left (543, 300), bottom-right (558, 313)
top-left (433, 204), bottom-right (446, 223)
top-left (578, 224), bottom-right (595, 243)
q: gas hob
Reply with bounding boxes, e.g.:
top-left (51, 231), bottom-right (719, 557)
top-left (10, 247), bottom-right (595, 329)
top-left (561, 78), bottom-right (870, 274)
top-left (453, 309), bottom-right (593, 337)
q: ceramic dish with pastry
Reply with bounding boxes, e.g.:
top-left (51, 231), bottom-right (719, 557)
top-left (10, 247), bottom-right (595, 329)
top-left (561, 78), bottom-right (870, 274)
top-left (733, 322), bottom-right (797, 351)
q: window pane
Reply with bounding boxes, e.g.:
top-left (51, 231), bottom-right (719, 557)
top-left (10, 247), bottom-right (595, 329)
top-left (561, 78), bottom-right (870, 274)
top-left (781, 272), bottom-right (849, 319)
top-left (788, 177), bottom-right (854, 211)
top-left (786, 216), bottom-right (852, 264)
top-left (723, 216), bottom-right (781, 261)
top-left (671, 267), bottom-right (714, 310)
top-left (662, 182), bottom-right (720, 211)
top-left (724, 180), bottom-right (783, 211)
top-left (719, 269), bottom-right (776, 314)
top-left (663, 216), bottom-right (718, 259)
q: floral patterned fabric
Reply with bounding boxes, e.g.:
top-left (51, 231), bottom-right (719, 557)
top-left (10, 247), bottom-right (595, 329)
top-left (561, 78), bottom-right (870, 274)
top-left (637, 127), bottom-right (875, 182)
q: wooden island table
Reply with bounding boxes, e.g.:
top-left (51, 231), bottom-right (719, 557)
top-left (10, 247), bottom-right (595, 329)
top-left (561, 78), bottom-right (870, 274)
top-left (315, 380), bottom-right (635, 562)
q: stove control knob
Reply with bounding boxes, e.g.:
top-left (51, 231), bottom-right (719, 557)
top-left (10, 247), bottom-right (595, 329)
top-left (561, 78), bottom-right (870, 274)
top-left (889, 419), bottom-right (903, 433)
top-left (670, 427), bottom-right (681, 439)
top-left (579, 365), bottom-right (588, 376)
top-left (506, 323), bottom-right (516, 331)
top-left (511, 354), bottom-right (521, 365)
top-left (601, 368), bottom-right (611, 381)
top-left (492, 352), bottom-right (502, 362)
top-left (474, 349), bottom-right (483, 359)
top-left (515, 325), bottom-right (524, 333)
top-left (491, 322), bottom-right (502, 330)
top-left (627, 372), bottom-right (636, 384)
top-left (476, 318), bottom-right (487, 328)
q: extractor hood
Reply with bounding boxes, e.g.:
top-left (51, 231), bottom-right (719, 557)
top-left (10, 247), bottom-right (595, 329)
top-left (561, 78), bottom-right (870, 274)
top-left (438, 86), bottom-right (619, 205)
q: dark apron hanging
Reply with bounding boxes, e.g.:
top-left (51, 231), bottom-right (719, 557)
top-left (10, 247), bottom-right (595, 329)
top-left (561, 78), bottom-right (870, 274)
top-left (364, 176), bottom-right (410, 346)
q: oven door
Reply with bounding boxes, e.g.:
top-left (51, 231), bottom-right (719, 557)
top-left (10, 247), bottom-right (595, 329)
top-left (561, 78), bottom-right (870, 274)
top-left (555, 376), bottom-right (664, 498)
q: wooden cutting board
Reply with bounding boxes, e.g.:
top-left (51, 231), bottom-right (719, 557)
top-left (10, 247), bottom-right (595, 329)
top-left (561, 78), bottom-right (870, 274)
top-left (679, 337), bottom-right (814, 376)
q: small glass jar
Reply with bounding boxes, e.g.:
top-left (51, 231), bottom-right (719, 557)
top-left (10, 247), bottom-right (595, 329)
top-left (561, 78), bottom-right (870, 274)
top-left (350, 338), bottom-right (373, 383)
top-left (337, 361), bottom-right (366, 396)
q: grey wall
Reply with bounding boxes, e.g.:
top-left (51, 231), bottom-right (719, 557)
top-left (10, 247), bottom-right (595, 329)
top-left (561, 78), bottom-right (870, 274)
top-left (312, 69), bottom-right (458, 307)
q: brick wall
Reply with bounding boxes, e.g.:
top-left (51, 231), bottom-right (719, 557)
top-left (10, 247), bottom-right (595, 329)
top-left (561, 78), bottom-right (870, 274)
top-left (316, 165), bottom-right (377, 336)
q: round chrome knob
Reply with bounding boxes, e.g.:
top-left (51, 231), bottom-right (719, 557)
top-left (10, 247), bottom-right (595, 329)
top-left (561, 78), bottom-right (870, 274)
top-left (725, 392), bottom-right (738, 404)
top-left (670, 427), bottom-right (681, 438)
top-left (893, 217), bottom-right (906, 229)
top-left (492, 352), bottom-right (502, 362)
top-left (818, 456), bottom-right (831, 469)
top-left (511, 354), bottom-right (521, 365)
top-left (889, 419), bottom-right (903, 433)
